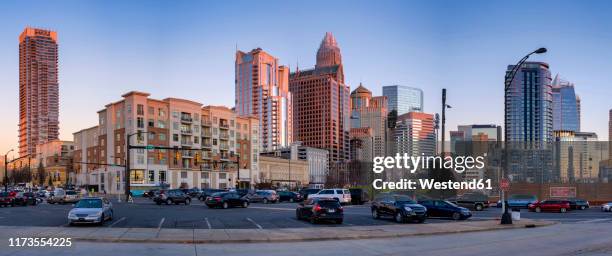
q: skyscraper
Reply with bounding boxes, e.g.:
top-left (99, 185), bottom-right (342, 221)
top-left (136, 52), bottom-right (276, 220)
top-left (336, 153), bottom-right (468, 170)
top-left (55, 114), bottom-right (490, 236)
top-left (382, 85), bottom-right (423, 115)
top-left (552, 75), bottom-right (580, 132)
top-left (290, 32), bottom-right (350, 163)
top-left (235, 48), bottom-right (292, 151)
top-left (394, 112), bottom-right (436, 157)
top-left (350, 84), bottom-right (388, 158)
top-left (504, 62), bottom-right (553, 145)
top-left (19, 27), bottom-right (59, 157)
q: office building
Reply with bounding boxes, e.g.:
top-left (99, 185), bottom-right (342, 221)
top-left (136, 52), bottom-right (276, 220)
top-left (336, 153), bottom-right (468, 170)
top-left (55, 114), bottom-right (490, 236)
top-left (382, 85), bottom-right (423, 115)
top-left (552, 75), bottom-right (580, 132)
top-left (350, 83), bottom-right (388, 158)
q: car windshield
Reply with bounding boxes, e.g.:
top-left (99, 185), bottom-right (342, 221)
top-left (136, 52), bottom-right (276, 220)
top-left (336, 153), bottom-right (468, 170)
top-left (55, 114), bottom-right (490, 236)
top-left (210, 192), bottom-right (226, 197)
top-left (444, 200), bottom-right (459, 207)
top-left (75, 199), bottom-right (102, 208)
top-left (317, 200), bottom-right (340, 208)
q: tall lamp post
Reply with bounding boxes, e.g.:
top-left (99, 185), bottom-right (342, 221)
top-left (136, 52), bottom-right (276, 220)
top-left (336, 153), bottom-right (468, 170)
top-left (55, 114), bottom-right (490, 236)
top-left (4, 149), bottom-right (14, 192)
top-left (501, 47), bottom-right (547, 224)
top-left (440, 89), bottom-right (451, 156)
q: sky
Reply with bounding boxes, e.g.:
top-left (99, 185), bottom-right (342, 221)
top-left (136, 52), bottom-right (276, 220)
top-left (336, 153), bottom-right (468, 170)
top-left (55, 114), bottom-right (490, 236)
top-left (0, 0), bottom-right (611, 156)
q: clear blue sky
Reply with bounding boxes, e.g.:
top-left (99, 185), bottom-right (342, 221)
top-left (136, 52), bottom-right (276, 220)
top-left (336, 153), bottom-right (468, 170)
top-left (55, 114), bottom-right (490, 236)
top-left (1, 0), bottom-right (611, 155)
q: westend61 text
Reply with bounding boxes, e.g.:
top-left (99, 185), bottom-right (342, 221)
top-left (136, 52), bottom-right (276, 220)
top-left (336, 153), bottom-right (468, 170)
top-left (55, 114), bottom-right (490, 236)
top-left (372, 179), bottom-right (493, 190)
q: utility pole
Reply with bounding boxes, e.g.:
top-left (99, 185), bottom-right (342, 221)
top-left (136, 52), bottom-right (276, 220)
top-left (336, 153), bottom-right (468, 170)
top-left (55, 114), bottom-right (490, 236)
top-left (441, 89), bottom-right (447, 156)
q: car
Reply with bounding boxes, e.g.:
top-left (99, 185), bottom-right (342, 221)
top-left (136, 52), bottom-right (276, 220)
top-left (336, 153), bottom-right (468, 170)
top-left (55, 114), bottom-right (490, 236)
top-left (182, 188), bottom-right (201, 198)
top-left (205, 192), bottom-right (249, 209)
top-left (142, 189), bottom-right (160, 198)
top-left (298, 188), bottom-right (321, 200)
top-left (0, 192), bottom-right (15, 207)
top-left (418, 199), bottom-right (472, 220)
top-left (504, 194), bottom-right (538, 209)
top-left (308, 189), bottom-right (351, 204)
top-left (154, 189), bottom-right (191, 205)
top-left (371, 193), bottom-right (427, 223)
top-left (233, 189), bottom-right (251, 198)
top-left (47, 189), bottom-right (79, 204)
top-left (528, 200), bottom-right (571, 213)
top-left (277, 191), bottom-right (303, 203)
top-left (349, 188), bottom-right (369, 205)
top-left (244, 190), bottom-right (279, 204)
top-left (567, 199), bottom-right (589, 210)
top-left (198, 189), bottom-right (226, 201)
top-left (13, 192), bottom-right (37, 206)
top-left (601, 202), bottom-right (612, 212)
top-left (296, 197), bottom-right (344, 224)
top-left (68, 197), bottom-right (113, 225)
top-left (448, 192), bottom-right (490, 211)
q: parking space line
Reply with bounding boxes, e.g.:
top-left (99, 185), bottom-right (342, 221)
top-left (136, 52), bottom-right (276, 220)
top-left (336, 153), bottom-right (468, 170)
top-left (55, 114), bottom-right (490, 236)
top-left (246, 217), bottom-right (263, 229)
top-left (108, 217), bottom-right (126, 227)
top-left (576, 218), bottom-right (611, 224)
top-left (158, 217), bottom-right (165, 229)
top-left (248, 206), bottom-right (294, 211)
top-left (204, 217), bottom-right (211, 229)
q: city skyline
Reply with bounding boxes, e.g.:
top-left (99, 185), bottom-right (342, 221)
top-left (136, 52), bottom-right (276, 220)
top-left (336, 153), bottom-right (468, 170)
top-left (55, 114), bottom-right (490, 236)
top-left (1, 0), bottom-right (612, 155)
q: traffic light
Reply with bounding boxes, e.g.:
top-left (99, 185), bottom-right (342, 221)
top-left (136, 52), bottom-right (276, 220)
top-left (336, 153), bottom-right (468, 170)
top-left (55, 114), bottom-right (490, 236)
top-left (174, 151), bottom-right (181, 161)
top-left (157, 151), bottom-right (163, 160)
top-left (195, 152), bottom-right (201, 164)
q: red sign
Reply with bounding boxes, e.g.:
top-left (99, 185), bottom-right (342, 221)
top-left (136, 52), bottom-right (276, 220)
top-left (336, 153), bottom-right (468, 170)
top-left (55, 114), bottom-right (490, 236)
top-left (500, 179), bottom-right (510, 191)
top-left (550, 187), bottom-right (576, 198)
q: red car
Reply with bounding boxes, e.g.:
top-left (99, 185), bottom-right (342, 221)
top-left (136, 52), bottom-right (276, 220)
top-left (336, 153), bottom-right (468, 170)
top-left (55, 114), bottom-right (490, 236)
top-left (0, 192), bottom-right (15, 207)
top-left (528, 200), bottom-right (571, 213)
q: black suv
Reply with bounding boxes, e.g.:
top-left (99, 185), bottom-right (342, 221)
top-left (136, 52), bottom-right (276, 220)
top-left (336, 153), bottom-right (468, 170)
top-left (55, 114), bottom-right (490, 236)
top-left (278, 191), bottom-right (303, 202)
top-left (296, 198), bottom-right (344, 224)
top-left (448, 192), bottom-right (490, 211)
top-left (198, 189), bottom-right (226, 201)
top-left (205, 192), bottom-right (249, 209)
top-left (154, 189), bottom-right (191, 205)
top-left (419, 199), bottom-right (472, 220)
top-left (567, 198), bottom-right (589, 210)
top-left (371, 193), bottom-right (427, 223)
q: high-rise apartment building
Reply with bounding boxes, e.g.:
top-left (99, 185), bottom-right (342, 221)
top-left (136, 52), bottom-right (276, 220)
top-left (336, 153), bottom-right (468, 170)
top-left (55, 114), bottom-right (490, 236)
top-left (289, 32), bottom-right (351, 163)
top-left (505, 62), bottom-right (553, 145)
top-left (235, 48), bottom-right (292, 151)
top-left (552, 75), bottom-right (580, 132)
top-left (74, 92), bottom-right (260, 194)
top-left (19, 28), bottom-right (60, 157)
top-left (382, 85), bottom-right (423, 116)
top-left (350, 84), bottom-right (388, 158)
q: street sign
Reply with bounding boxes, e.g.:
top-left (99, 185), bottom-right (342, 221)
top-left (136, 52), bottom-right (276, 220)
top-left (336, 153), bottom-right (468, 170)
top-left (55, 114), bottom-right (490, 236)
top-left (146, 145), bottom-right (155, 150)
top-left (500, 178), bottom-right (510, 191)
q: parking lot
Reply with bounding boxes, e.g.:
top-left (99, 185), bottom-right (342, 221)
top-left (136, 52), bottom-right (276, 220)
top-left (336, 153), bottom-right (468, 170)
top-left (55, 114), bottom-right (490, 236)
top-left (0, 197), bottom-right (611, 229)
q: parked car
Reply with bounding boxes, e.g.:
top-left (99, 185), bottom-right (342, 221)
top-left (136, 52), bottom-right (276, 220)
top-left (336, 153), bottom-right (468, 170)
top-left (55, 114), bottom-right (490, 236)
top-left (184, 188), bottom-right (201, 198)
top-left (0, 192), bottom-right (15, 207)
top-left (153, 189), bottom-right (191, 205)
top-left (13, 192), bottom-right (37, 206)
top-left (47, 189), bottom-right (79, 204)
top-left (349, 188), bottom-right (369, 205)
top-left (448, 192), bottom-right (489, 211)
top-left (205, 192), bottom-right (249, 209)
top-left (371, 193), bottom-right (427, 223)
top-left (277, 191), bottom-right (303, 202)
top-left (528, 200), bottom-right (571, 213)
top-left (233, 189), bottom-right (251, 198)
top-left (142, 189), bottom-right (160, 198)
top-left (296, 197), bottom-right (344, 224)
top-left (298, 188), bottom-right (321, 200)
top-left (308, 189), bottom-right (351, 204)
top-left (68, 197), bottom-right (113, 225)
top-left (567, 198), bottom-right (589, 210)
top-left (198, 189), bottom-right (226, 201)
top-left (418, 199), bottom-right (472, 220)
top-left (503, 194), bottom-right (538, 209)
top-left (244, 190), bottom-right (279, 204)
top-left (601, 202), bottom-right (612, 212)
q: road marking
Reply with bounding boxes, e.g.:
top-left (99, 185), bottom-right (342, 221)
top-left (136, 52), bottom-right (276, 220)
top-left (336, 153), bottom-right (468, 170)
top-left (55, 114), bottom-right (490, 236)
top-left (576, 218), bottom-right (611, 224)
top-left (157, 217), bottom-right (166, 229)
top-left (246, 217), bottom-right (263, 229)
top-left (248, 206), bottom-right (294, 211)
top-left (108, 217), bottom-right (126, 227)
top-left (204, 217), bottom-right (211, 229)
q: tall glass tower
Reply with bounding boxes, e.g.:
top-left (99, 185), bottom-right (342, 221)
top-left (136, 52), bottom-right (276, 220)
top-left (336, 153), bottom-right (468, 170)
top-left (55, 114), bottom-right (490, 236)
top-left (552, 75), bottom-right (580, 132)
top-left (382, 85), bottom-right (423, 116)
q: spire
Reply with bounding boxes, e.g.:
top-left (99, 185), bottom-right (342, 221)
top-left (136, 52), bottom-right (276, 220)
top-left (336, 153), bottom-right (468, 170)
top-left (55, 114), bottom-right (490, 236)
top-left (316, 32), bottom-right (342, 68)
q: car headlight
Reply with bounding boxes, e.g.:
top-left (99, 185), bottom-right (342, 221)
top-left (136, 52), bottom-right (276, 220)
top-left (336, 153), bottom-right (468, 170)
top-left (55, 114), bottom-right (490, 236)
top-left (68, 212), bottom-right (76, 218)
top-left (90, 212), bottom-right (103, 217)
top-left (403, 206), bottom-right (413, 212)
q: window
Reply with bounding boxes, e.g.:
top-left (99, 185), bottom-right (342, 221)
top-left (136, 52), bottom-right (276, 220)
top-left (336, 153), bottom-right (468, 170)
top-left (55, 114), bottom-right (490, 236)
top-left (172, 111), bottom-right (179, 118)
top-left (148, 133), bottom-right (155, 140)
top-left (137, 104), bottom-right (144, 115)
top-left (201, 172), bottom-right (209, 179)
top-left (148, 170), bottom-right (155, 183)
top-left (173, 122), bottom-right (179, 130)
top-left (157, 120), bottom-right (166, 128)
top-left (213, 139), bottom-right (217, 146)
top-left (173, 134), bottom-right (179, 142)
top-left (137, 155), bottom-right (145, 164)
top-left (213, 117), bottom-right (218, 124)
top-left (194, 136), bottom-right (199, 144)
top-left (137, 117), bottom-right (144, 128)
top-left (148, 106), bottom-right (154, 115)
top-left (158, 171), bottom-right (166, 183)
top-left (219, 173), bottom-right (227, 179)
top-left (230, 120), bottom-right (234, 127)
top-left (148, 119), bottom-right (154, 127)
top-left (181, 171), bottom-right (188, 179)
top-left (320, 190), bottom-right (334, 194)
top-left (130, 170), bottom-right (145, 184)
top-left (159, 134), bottom-right (166, 141)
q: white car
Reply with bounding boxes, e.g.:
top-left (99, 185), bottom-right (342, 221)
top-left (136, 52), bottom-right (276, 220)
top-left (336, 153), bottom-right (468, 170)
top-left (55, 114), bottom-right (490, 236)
top-left (601, 202), bottom-right (612, 212)
top-left (68, 197), bottom-right (114, 225)
top-left (308, 189), bottom-right (351, 204)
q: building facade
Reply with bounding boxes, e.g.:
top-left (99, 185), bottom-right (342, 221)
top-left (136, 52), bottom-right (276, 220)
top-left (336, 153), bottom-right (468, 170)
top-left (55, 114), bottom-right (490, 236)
top-left (505, 62), bottom-right (553, 145)
top-left (394, 112), bottom-right (436, 157)
top-left (289, 32), bottom-right (351, 163)
top-left (19, 28), bottom-right (60, 157)
top-left (382, 85), bottom-right (423, 116)
top-left (34, 140), bottom-right (74, 186)
top-left (552, 75), bottom-right (580, 132)
top-left (258, 156), bottom-right (309, 189)
top-left (235, 48), bottom-right (292, 151)
top-left (350, 84), bottom-right (388, 158)
top-left (259, 142), bottom-right (328, 189)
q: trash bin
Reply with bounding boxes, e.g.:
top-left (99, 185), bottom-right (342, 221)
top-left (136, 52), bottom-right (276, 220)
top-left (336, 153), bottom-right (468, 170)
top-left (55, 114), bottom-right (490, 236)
top-left (511, 208), bottom-right (520, 221)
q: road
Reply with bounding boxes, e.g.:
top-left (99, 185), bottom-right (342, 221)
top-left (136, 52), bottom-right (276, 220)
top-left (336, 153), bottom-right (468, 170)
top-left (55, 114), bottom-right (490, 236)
top-left (0, 198), bottom-right (611, 229)
top-left (1, 222), bottom-right (610, 256)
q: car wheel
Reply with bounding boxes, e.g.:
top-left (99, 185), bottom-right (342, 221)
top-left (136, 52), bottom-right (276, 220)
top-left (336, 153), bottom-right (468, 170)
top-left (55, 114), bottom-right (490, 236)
top-left (222, 202), bottom-right (229, 209)
top-left (166, 199), bottom-right (172, 205)
top-left (580, 205), bottom-right (585, 210)
top-left (372, 209), bottom-right (380, 219)
top-left (395, 212), bottom-right (404, 223)
top-left (242, 201), bottom-right (248, 208)
top-left (99, 214), bottom-right (105, 225)
top-left (263, 198), bottom-right (268, 204)
top-left (560, 208), bottom-right (567, 213)
top-left (475, 204), bottom-right (483, 211)
top-left (535, 207), bottom-right (541, 213)
top-left (185, 198), bottom-right (191, 205)
top-left (452, 212), bottom-right (461, 220)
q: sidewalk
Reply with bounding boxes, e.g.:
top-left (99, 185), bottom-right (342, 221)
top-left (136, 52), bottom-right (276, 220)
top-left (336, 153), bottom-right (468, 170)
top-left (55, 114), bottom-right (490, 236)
top-left (0, 219), bottom-right (555, 244)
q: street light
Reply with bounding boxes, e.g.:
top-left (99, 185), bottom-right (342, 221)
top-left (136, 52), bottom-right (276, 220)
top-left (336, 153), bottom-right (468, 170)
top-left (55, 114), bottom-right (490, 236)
top-left (4, 149), bottom-right (14, 192)
top-left (501, 47), bottom-right (547, 225)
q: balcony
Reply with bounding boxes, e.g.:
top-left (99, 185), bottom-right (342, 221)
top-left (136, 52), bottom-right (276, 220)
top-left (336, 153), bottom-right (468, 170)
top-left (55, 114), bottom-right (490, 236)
top-left (181, 140), bottom-right (193, 146)
top-left (180, 129), bottom-right (192, 135)
top-left (219, 144), bottom-right (229, 150)
top-left (201, 142), bottom-right (212, 148)
top-left (201, 131), bottom-right (212, 137)
top-left (219, 123), bottom-right (229, 129)
top-left (219, 133), bottom-right (229, 140)
top-left (201, 120), bottom-right (212, 126)
top-left (180, 116), bottom-right (193, 123)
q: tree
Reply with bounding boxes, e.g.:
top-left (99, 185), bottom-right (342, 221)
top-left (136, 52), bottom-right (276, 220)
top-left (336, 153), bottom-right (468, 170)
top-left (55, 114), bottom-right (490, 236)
top-left (47, 175), bottom-right (53, 187)
top-left (37, 162), bottom-right (45, 186)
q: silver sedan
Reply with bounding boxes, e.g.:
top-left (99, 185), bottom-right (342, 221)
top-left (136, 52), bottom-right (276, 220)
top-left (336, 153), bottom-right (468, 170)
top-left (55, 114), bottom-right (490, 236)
top-left (68, 197), bottom-right (114, 225)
